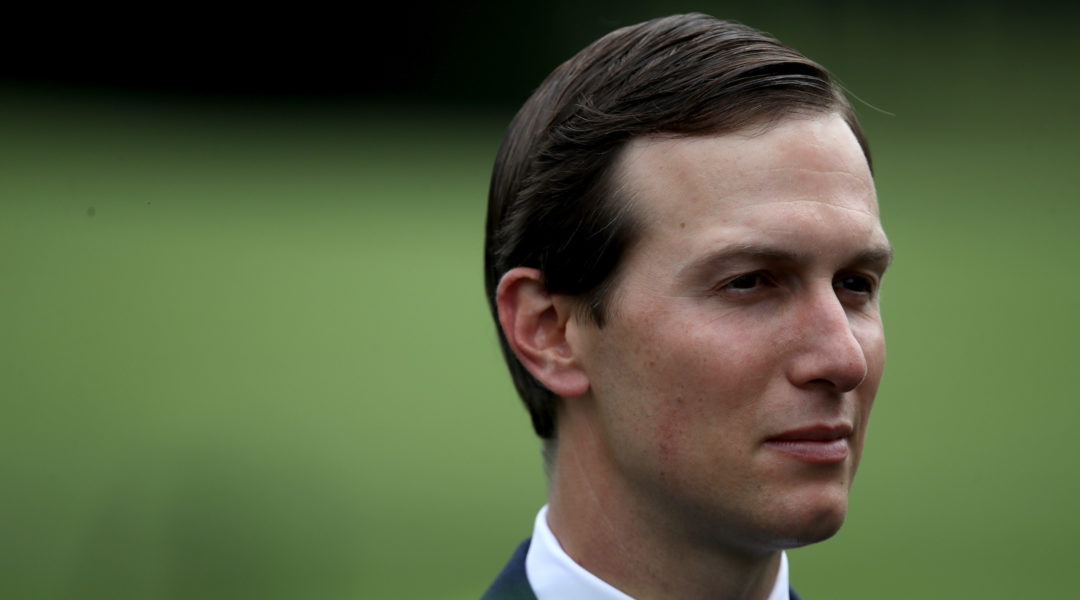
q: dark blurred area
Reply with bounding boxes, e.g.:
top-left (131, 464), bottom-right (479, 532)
top-left (4, 1), bottom-right (1077, 109)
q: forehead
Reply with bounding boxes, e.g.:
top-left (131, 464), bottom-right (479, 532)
top-left (609, 114), bottom-right (884, 275)
top-left (616, 114), bottom-right (878, 235)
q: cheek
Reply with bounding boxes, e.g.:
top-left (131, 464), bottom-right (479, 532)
top-left (857, 325), bottom-right (887, 411)
top-left (586, 303), bottom-right (785, 471)
top-left (587, 326), bottom-right (708, 474)
top-left (654, 395), bottom-right (693, 474)
top-left (632, 327), bottom-right (775, 462)
top-left (856, 314), bottom-right (887, 368)
top-left (852, 323), bottom-right (885, 459)
top-left (670, 322), bottom-right (784, 400)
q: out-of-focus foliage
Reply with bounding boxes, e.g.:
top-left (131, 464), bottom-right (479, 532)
top-left (2, 2), bottom-right (1077, 598)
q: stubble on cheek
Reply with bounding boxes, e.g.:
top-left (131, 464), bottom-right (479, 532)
top-left (654, 393), bottom-right (688, 481)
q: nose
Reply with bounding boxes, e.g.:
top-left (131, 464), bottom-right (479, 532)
top-left (786, 287), bottom-right (868, 393)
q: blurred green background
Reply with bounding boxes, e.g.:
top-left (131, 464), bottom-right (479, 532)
top-left (3, 2), bottom-right (1078, 598)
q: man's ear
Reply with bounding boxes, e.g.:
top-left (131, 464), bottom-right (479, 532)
top-left (496, 267), bottom-right (590, 398)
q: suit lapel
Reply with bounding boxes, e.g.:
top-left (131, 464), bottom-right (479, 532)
top-left (480, 538), bottom-right (537, 600)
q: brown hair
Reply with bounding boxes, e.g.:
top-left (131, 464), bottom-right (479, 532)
top-left (484, 13), bottom-right (869, 439)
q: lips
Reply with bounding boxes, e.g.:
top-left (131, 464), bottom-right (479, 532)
top-left (764, 425), bottom-right (853, 463)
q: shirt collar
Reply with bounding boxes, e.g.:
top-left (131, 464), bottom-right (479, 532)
top-left (524, 504), bottom-right (790, 600)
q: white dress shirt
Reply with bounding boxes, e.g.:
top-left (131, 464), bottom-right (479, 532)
top-left (525, 504), bottom-right (790, 600)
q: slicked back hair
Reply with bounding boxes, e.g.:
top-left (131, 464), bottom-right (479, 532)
top-left (484, 13), bottom-right (870, 440)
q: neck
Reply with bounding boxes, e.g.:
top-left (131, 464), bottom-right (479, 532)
top-left (546, 407), bottom-right (782, 600)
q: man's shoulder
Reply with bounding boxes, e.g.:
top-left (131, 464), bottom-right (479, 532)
top-left (479, 538), bottom-right (537, 600)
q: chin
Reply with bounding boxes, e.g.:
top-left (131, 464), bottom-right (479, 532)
top-left (776, 495), bottom-right (849, 548)
top-left (700, 491), bottom-right (851, 555)
top-left (791, 513), bottom-right (846, 547)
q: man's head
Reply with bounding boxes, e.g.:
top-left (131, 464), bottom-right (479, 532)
top-left (485, 14), bottom-right (890, 559)
top-left (484, 13), bottom-right (871, 440)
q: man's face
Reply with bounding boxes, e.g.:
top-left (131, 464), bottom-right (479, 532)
top-left (567, 114), bottom-right (890, 553)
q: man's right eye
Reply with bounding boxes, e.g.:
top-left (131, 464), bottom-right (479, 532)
top-left (726, 273), bottom-right (764, 290)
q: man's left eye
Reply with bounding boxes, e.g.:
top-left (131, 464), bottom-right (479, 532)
top-left (835, 275), bottom-right (875, 294)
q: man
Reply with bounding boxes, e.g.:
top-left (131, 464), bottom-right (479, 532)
top-left (482, 13), bottom-right (891, 600)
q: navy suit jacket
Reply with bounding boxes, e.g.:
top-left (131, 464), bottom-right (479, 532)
top-left (481, 538), bottom-right (802, 600)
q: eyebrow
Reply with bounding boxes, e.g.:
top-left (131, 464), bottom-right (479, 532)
top-left (679, 242), bottom-right (895, 282)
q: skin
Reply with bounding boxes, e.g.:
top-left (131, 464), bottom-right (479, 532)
top-left (498, 113), bottom-right (891, 600)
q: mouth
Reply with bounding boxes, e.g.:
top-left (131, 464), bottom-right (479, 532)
top-left (763, 424), bottom-right (853, 464)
